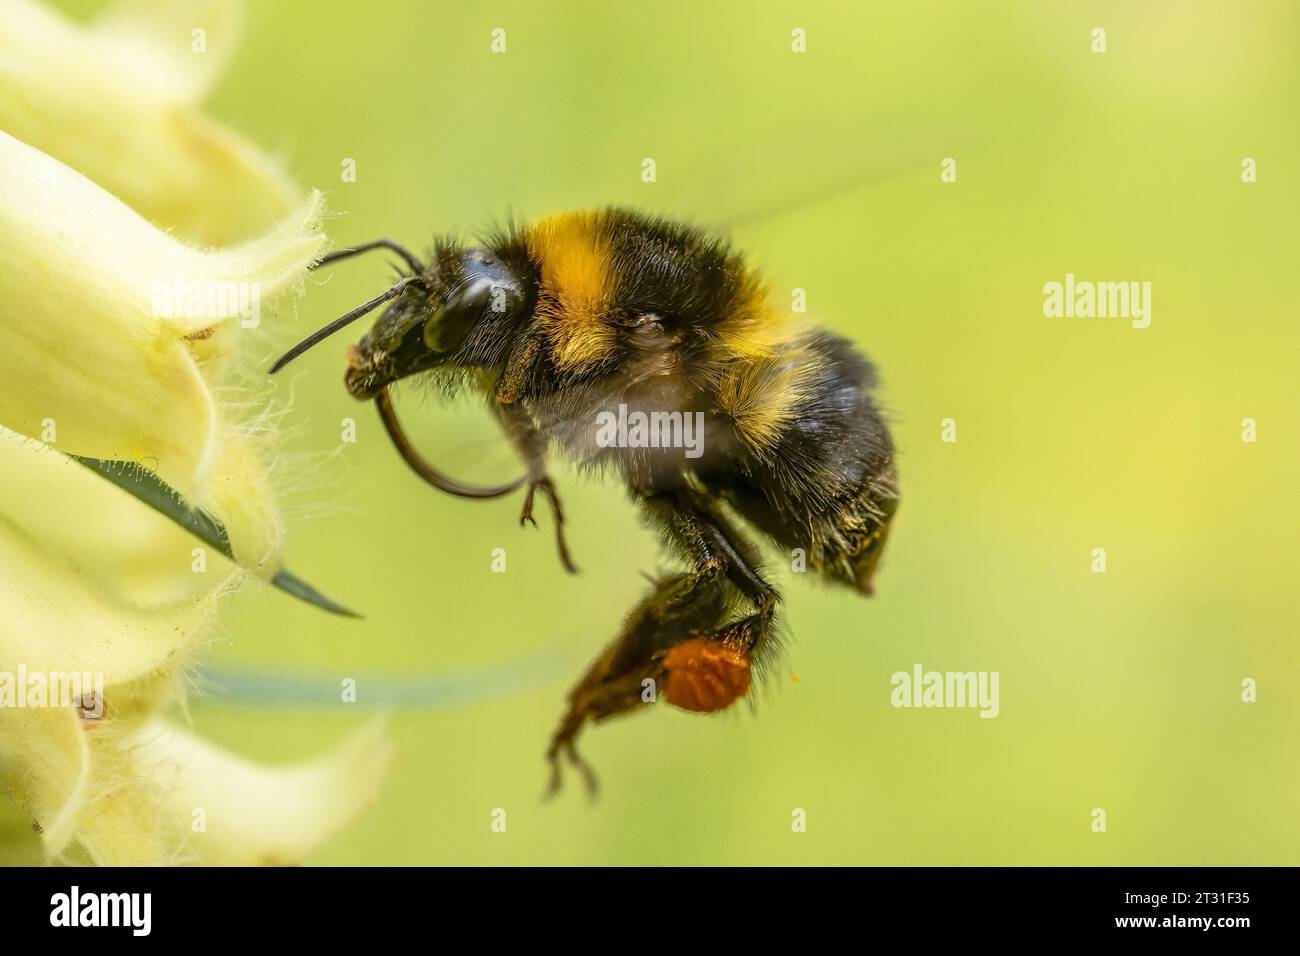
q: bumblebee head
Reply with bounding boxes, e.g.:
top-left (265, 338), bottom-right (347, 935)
top-left (268, 239), bottom-right (531, 394)
top-left (344, 248), bottom-right (528, 399)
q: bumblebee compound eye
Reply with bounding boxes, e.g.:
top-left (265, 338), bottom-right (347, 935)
top-left (661, 637), bottom-right (752, 713)
top-left (423, 248), bottom-right (526, 353)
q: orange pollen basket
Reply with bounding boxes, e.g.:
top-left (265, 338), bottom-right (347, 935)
top-left (662, 638), bottom-right (752, 714)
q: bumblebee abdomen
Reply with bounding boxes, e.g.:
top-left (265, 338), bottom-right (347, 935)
top-left (821, 477), bottom-right (900, 595)
top-left (710, 329), bottom-right (900, 594)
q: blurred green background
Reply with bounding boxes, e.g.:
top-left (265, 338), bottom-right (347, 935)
top-left (61, 0), bottom-right (1300, 864)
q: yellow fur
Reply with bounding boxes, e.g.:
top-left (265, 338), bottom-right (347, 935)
top-left (710, 277), bottom-right (820, 457)
top-left (710, 272), bottom-right (793, 361)
top-left (717, 331), bottom-right (823, 460)
top-left (523, 211), bottom-right (807, 431)
top-left (525, 213), bottom-right (615, 371)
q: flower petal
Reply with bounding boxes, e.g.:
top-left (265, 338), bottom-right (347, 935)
top-left (0, 706), bottom-right (90, 859)
top-left (128, 718), bottom-right (394, 865)
top-left (0, 132), bottom-right (325, 498)
top-left (0, 795), bottom-right (46, 865)
top-left (0, 0), bottom-right (299, 245)
top-left (0, 426), bottom-right (214, 606)
top-left (91, 0), bottom-right (245, 105)
top-left (0, 510), bottom-right (228, 688)
top-left (198, 431), bottom-right (285, 579)
top-left (75, 718), bottom-right (169, 866)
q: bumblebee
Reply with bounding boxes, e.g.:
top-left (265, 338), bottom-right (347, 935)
top-left (272, 209), bottom-right (899, 794)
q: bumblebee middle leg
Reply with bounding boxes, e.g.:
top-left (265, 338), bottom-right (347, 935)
top-left (495, 399), bottom-right (578, 573)
top-left (545, 492), bottom-right (779, 796)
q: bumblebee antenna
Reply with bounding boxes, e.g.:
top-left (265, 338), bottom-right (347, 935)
top-left (315, 239), bottom-right (425, 275)
top-left (269, 275), bottom-right (422, 374)
top-left (374, 387), bottom-right (526, 499)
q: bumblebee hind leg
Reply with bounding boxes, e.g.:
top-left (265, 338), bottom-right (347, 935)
top-left (544, 492), bottom-right (780, 797)
top-left (545, 567), bottom-right (731, 797)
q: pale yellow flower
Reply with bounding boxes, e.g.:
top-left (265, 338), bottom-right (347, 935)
top-left (0, 35), bottom-right (391, 863)
top-left (0, 129), bottom-right (318, 557)
top-left (0, 0), bottom-right (299, 246)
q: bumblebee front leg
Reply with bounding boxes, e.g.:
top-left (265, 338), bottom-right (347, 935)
top-left (545, 492), bottom-right (780, 796)
top-left (494, 399), bottom-right (578, 573)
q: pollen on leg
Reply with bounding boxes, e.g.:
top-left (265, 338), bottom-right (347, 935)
top-left (662, 637), bottom-right (752, 713)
